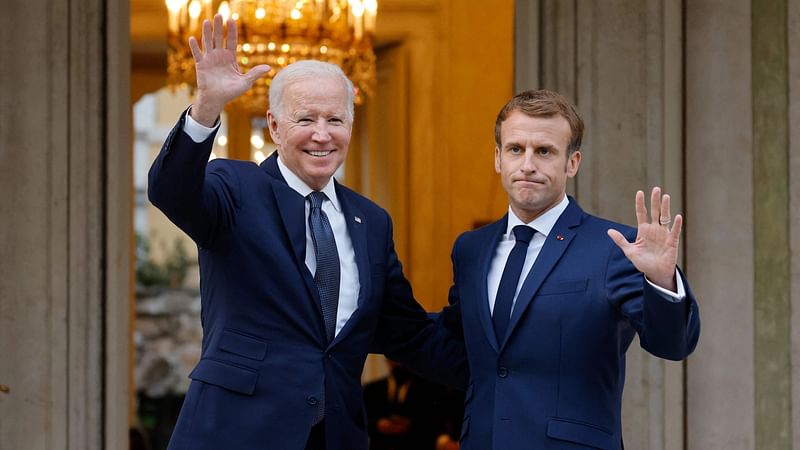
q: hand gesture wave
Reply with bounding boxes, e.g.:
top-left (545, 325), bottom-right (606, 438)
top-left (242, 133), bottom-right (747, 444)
top-left (188, 14), bottom-right (271, 126)
top-left (607, 187), bottom-right (683, 291)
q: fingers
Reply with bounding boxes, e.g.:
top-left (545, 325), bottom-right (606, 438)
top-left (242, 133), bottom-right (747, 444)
top-left (226, 18), bottom-right (238, 50)
top-left (245, 64), bottom-right (272, 84)
top-left (607, 229), bottom-right (631, 254)
top-left (201, 19), bottom-right (213, 53)
top-left (660, 193), bottom-right (671, 226)
top-left (189, 36), bottom-right (202, 62)
top-left (213, 14), bottom-right (224, 50)
top-left (635, 190), bottom-right (647, 225)
top-left (650, 186), bottom-right (661, 225)
top-left (671, 214), bottom-right (683, 240)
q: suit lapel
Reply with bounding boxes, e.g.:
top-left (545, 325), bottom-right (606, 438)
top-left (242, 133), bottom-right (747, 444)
top-left (499, 198), bottom-right (583, 350)
top-left (260, 155), bottom-right (325, 328)
top-left (478, 216), bottom-right (508, 353)
top-left (330, 183), bottom-right (369, 346)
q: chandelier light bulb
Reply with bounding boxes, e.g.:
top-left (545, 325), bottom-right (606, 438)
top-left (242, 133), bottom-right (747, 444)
top-left (165, 0), bottom-right (186, 13)
top-left (217, 1), bottom-right (231, 21)
top-left (188, 0), bottom-right (202, 18)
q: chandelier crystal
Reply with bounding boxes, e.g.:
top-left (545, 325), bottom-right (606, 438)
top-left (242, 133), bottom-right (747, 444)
top-left (166, 0), bottom-right (378, 116)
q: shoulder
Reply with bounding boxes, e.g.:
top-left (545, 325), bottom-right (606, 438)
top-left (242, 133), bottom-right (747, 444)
top-left (454, 218), bottom-right (503, 251)
top-left (205, 159), bottom-right (273, 190)
top-left (336, 183), bottom-right (391, 221)
top-left (206, 158), bottom-right (260, 174)
top-left (581, 213), bottom-right (637, 240)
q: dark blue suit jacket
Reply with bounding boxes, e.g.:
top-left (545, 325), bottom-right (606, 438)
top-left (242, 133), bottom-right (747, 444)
top-left (148, 111), bottom-right (467, 450)
top-left (445, 198), bottom-right (700, 450)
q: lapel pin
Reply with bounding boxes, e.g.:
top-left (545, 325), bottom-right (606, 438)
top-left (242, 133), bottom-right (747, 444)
top-left (354, 216), bottom-right (362, 223)
top-left (556, 234), bottom-right (564, 241)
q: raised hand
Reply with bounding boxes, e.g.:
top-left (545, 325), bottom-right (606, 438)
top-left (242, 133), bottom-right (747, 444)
top-left (188, 14), bottom-right (271, 126)
top-left (607, 187), bottom-right (683, 291)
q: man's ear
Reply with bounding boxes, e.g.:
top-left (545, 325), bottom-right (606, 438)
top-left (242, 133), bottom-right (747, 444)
top-left (566, 150), bottom-right (581, 177)
top-left (266, 110), bottom-right (281, 145)
top-left (494, 146), bottom-right (502, 174)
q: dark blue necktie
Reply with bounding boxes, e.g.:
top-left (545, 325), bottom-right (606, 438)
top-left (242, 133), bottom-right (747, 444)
top-left (308, 191), bottom-right (340, 344)
top-left (493, 225), bottom-right (535, 342)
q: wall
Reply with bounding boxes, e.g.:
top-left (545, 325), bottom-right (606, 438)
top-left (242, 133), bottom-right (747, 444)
top-left (0, 0), bottom-right (131, 448)
top-left (686, 0), bottom-right (798, 448)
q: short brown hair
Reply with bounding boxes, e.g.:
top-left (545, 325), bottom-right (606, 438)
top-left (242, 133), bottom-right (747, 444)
top-left (494, 89), bottom-right (584, 154)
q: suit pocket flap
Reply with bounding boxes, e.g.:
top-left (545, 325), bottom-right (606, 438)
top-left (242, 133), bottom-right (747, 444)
top-left (190, 359), bottom-right (258, 395)
top-left (219, 329), bottom-right (268, 361)
top-left (538, 279), bottom-right (588, 295)
top-left (546, 417), bottom-right (614, 449)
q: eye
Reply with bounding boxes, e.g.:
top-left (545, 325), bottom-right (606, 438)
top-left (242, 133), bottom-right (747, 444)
top-left (507, 146), bottom-right (522, 154)
top-left (536, 147), bottom-right (551, 156)
top-left (328, 117), bottom-right (344, 124)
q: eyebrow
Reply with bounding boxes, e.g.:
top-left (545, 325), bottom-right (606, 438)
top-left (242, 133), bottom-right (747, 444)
top-left (503, 141), bottom-right (558, 151)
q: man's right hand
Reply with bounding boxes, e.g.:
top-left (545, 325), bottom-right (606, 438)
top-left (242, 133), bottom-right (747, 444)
top-left (188, 14), bottom-right (270, 127)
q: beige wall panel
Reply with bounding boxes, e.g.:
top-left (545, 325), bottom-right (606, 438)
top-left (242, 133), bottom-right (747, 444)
top-left (685, 0), bottom-right (755, 448)
top-left (789, 0), bottom-right (800, 447)
top-left (106, 0), bottom-right (133, 443)
top-left (0, 0), bottom-right (128, 447)
top-left (575, 0), bottom-right (649, 219)
top-left (0, 0), bottom-right (71, 447)
top-left (515, 0), bottom-right (540, 91)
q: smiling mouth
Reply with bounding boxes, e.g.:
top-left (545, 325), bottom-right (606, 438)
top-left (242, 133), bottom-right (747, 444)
top-left (306, 150), bottom-right (334, 157)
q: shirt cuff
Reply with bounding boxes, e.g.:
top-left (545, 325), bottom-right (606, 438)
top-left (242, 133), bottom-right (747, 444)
top-left (645, 269), bottom-right (686, 303)
top-left (183, 106), bottom-right (220, 143)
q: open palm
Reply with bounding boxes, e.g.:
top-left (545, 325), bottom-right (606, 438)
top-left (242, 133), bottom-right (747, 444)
top-left (607, 187), bottom-right (683, 291)
top-left (188, 15), bottom-right (270, 125)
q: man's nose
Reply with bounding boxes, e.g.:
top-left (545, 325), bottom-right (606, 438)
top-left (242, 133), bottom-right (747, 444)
top-left (312, 120), bottom-right (332, 142)
top-left (520, 150), bottom-right (537, 172)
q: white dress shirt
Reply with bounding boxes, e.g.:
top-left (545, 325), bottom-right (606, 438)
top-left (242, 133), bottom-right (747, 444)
top-left (183, 111), bottom-right (359, 336)
top-left (488, 195), bottom-right (685, 316)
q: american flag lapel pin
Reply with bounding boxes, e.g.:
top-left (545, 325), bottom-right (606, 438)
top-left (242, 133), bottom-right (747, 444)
top-left (354, 216), bottom-right (362, 224)
top-left (556, 234), bottom-right (565, 241)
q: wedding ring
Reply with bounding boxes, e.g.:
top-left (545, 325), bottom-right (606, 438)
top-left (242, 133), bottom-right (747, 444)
top-left (659, 216), bottom-right (671, 225)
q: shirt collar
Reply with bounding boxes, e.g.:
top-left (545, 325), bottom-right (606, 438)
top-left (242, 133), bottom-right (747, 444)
top-left (276, 153), bottom-right (342, 212)
top-left (506, 195), bottom-right (569, 239)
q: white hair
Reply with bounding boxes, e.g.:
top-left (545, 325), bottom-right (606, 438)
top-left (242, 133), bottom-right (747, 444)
top-left (268, 60), bottom-right (355, 121)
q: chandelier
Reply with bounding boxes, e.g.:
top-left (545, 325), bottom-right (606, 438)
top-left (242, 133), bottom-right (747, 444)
top-left (166, 0), bottom-right (378, 116)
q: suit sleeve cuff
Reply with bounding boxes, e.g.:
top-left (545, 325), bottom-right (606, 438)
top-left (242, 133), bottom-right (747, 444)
top-left (645, 269), bottom-right (686, 302)
top-left (183, 106), bottom-right (221, 143)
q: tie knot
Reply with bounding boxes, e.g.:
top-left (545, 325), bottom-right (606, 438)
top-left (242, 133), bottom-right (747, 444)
top-left (308, 191), bottom-right (326, 209)
top-left (512, 225), bottom-right (535, 245)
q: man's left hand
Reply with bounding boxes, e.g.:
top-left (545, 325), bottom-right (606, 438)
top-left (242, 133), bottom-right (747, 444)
top-left (607, 187), bottom-right (682, 292)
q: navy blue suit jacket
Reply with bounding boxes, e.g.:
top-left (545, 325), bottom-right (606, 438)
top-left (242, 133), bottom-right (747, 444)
top-left (445, 198), bottom-right (700, 450)
top-left (148, 111), bottom-right (467, 450)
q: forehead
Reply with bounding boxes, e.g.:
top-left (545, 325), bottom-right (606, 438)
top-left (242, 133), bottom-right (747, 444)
top-left (283, 76), bottom-right (349, 115)
top-left (500, 111), bottom-right (571, 149)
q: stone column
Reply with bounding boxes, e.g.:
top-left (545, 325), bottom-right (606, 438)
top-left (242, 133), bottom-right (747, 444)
top-left (686, 0), bottom-right (796, 449)
top-left (0, 0), bottom-right (130, 448)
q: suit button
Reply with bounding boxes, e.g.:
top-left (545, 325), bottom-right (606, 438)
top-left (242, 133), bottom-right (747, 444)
top-left (306, 396), bottom-right (319, 406)
top-left (497, 367), bottom-right (508, 378)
